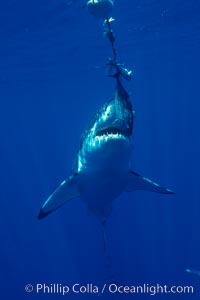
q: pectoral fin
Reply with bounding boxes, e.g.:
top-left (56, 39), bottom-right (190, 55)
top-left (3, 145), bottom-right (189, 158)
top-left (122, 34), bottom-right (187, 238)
top-left (125, 171), bottom-right (174, 194)
top-left (38, 175), bottom-right (80, 220)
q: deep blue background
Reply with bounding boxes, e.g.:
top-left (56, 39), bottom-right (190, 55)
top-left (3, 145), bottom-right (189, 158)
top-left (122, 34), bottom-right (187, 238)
top-left (0, 0), bottom-right (200, 299)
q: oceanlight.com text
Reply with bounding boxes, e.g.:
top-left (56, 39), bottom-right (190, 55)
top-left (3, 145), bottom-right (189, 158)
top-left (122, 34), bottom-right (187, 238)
top-left (25, 283), bottom-right (194, 296)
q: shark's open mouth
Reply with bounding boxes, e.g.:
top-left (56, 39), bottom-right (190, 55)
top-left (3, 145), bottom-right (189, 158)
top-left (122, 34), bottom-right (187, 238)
top-left (96, 126), bottom-right (131, 137)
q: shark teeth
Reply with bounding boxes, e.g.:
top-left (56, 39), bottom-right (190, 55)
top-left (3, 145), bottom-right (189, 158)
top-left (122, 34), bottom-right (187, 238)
top-left (84, 132), bottom-right (128, 150)
top-left (95, 132), bottom-right (126, 143)
top-left (96, 127), bottom-right (122, 137)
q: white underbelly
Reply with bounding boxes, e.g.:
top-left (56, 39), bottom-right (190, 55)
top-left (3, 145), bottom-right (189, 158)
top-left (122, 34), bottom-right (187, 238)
top-left (78, 169), bottom-right (128, 220)
top-left (77, 136), bottom-right (132, 220)
top-left (82, 137), bottom-right (131, 172)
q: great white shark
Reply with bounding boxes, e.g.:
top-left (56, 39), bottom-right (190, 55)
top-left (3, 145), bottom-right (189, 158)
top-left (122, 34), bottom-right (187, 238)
top-left (38, 78), bottom-right (174, 222)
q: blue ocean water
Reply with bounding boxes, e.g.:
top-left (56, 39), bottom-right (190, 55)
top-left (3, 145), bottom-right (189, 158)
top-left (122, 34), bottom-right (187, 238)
top-left (0, 0), bottom-right (200, 299)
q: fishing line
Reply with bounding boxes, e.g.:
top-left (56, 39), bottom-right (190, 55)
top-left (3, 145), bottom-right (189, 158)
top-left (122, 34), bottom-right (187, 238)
top-left (86, 0), bottom-right (132, 81)
top-left (86, 0), bottom-right (132, 283)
